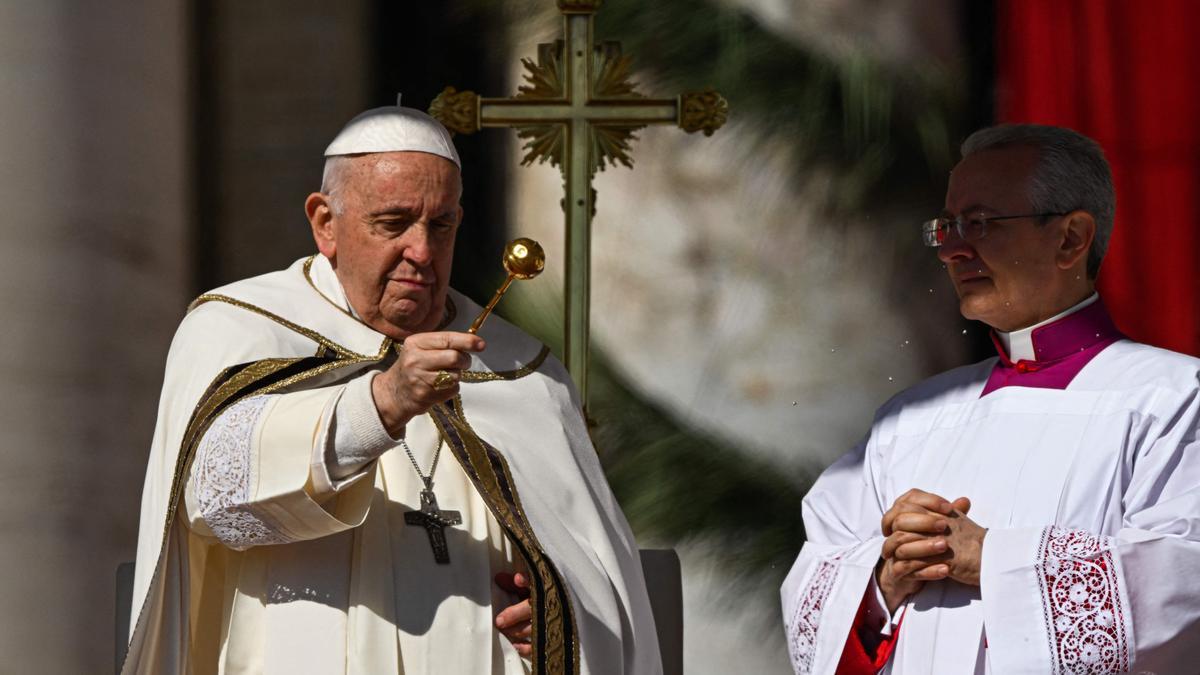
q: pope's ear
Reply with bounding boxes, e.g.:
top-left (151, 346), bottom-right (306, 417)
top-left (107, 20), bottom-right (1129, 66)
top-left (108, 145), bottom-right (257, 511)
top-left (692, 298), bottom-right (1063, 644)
top-left (306, 192), bottom-right (337, 258)
top-left (1056, 209), bottom-right (1095, 272)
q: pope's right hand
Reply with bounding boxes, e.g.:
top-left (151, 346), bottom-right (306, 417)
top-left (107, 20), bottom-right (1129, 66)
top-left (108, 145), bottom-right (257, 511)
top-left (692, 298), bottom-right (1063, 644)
top-left (371, 331), bottom-right (486, 436)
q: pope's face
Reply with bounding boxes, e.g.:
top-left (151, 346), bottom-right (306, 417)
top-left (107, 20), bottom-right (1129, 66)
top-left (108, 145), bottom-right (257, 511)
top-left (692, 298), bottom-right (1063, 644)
top-left (939, 146), bottom-right (1069, 332)
top-left (312, 151), bottom-right (462, 340)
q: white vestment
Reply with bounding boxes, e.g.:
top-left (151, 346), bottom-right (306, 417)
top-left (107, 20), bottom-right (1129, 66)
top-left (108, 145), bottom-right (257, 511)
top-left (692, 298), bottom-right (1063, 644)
top-left (124, 256), bottom-right (662, 675)
top-left (781, 335), bottom-right (1200, 674)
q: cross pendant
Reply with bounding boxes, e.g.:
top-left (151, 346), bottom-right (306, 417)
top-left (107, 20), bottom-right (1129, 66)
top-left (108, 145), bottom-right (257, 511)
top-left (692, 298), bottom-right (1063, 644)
top-left (404, 489), bottom-right (462, 564)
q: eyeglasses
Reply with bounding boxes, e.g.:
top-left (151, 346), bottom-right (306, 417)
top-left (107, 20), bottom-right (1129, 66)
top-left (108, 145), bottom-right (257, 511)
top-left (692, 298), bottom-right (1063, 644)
top-left (921, 212), bottom-right (1067, 247)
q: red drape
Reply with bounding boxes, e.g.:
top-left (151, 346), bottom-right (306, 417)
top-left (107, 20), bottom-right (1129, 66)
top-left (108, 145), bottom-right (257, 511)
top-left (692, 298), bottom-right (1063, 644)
top-left (996, 0), bottom-right (1200, 356)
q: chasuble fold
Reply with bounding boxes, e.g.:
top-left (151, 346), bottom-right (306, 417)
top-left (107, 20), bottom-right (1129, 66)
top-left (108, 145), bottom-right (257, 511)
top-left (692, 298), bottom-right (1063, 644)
top-left (125, 257), bottom-right (662, 675)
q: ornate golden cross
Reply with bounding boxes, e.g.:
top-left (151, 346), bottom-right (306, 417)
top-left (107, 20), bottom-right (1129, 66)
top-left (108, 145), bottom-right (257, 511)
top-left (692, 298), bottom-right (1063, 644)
top-left (430, 0), bottom-right (727, 405)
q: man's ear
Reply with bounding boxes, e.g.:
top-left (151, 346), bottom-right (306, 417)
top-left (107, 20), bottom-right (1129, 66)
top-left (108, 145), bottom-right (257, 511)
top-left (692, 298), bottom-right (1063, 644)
top-left (1056, 209), bottom-right (1095, 272)
top-left (306, 192), bottom-right (337, 258)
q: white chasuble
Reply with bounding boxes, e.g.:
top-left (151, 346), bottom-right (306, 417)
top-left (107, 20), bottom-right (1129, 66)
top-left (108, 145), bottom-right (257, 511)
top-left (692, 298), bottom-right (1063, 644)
top-left (781, 340), bottom-right (1200, 674)
top-left (124, 256), bottom-right (662, 675)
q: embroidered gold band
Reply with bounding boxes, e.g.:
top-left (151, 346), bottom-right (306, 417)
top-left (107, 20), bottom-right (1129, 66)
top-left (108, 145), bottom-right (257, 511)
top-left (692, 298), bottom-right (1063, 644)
top-left (430, 400), bottom-right (579, 675)
top-left (126, 353), bottom-right (364, 673)
top-left (190, 294), bottom-right (390, 361)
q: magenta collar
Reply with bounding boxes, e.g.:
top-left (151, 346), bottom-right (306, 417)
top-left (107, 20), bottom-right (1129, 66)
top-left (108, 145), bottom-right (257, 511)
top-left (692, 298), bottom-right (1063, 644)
top-left (980, 298), bottom-right (1125, 396)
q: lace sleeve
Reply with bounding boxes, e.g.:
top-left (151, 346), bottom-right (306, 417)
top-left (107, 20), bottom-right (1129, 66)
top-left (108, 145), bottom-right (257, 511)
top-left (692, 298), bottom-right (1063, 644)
top-left (787, 558), bottom-right (841, 674)
top-left (1036, 527), bottom-right (1131, 674)
top-left (191, 395), bottom-right (291, 550)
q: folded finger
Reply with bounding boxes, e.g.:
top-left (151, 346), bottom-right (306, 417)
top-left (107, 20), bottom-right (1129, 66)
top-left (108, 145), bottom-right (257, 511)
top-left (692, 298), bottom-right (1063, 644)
top-left (896, 489), bottom-right (954, 515)
top-left (407, 349), bottom-right (474, 373)
top-left (503, 622), bottom-right (532, 640)
top-left (893, 538), bottom-right (948, 561)
top-left (881, 531), bottom-right (927, 559)
top-left (882, 502), bottom-right (945, 536)
top-left (891, 558), bottom-right (950, 579)
top-left (495, 599), bottom-right (532, 629)
top-left (909, 563), bottom-right (951, 581)
top-left (494, 572), bottom-right (520, 595)
top-left (407, 331), bottom-right (487, 353)
top-left (891, 512), bottom-right (949, 535)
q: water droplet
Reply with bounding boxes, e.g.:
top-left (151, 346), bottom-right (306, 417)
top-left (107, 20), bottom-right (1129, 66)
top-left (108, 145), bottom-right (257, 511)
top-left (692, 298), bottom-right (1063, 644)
top-left (928, 288), bottom-right (934, 293)
top-left (791, 401), bottom-right (797, 406)
top-left (1005, 301), bottom-right (1011, 306)
top-left (830, 348), bottom-right (837, 353)
top-left (1095, 333), bottom-right (1100, 338)
top-left (888, 376), bottom-right (895, 382)
top-left (962, 329), bottom-right (968, 335)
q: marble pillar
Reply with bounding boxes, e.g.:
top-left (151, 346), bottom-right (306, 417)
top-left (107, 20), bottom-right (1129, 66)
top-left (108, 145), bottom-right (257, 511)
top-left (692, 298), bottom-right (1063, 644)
top-left (0, 1), bottom-right (189, 671)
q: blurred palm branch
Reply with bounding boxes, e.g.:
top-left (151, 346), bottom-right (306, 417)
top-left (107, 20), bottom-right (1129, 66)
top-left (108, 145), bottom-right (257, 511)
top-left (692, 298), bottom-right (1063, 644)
top-left (454, 0), bottom-right (969, 592)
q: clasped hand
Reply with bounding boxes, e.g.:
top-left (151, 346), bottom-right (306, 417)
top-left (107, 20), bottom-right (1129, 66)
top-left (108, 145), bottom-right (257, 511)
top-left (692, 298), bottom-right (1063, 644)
top-left (876, 488), bottom-right (987, 613)
top-left (371, 331), bottom-right (486, 436)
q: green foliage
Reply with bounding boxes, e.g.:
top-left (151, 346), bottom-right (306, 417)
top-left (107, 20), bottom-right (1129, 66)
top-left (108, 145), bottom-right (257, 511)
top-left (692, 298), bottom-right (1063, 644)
top-left (589, 356), bottom-right (811, 578)
top-left (505, 292), bottom-right (809, 586)
top-left (591, 0), bottom-right (965, 216)
top-left (464, 0), bottom-right (972, 588)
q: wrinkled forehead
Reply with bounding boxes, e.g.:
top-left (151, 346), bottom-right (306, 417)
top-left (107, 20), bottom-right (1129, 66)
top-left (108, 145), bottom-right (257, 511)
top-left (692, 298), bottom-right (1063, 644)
top-left (945, 145), bottom-right (1039, 213)
top-left (346, 151), bottom-right (462, 195)
top-left (358, 150), bottom-right (460, 177)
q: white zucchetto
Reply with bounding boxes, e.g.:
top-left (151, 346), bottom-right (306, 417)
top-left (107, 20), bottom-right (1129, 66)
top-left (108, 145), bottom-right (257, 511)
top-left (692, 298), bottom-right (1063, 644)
top-left (323, 95), bottom-right (461, 167)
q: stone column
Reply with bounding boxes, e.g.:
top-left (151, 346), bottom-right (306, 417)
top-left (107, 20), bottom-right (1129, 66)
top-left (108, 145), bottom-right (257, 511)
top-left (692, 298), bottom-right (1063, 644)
top-left (0, 2), bottom-right (189, 672)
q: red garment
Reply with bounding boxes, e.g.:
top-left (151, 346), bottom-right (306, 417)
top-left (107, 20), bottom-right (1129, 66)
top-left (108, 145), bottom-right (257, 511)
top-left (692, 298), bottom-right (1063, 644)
top-left (835, 588), bottom-right (904, 675)
top-left (996, 0), bottom-right (1200, 357)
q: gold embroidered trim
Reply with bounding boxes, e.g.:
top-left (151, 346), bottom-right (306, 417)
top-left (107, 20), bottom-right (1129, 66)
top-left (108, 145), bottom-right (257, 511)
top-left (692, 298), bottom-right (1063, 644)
top-left (127, 354), bottom-right (359, 673)
top-left (296, 254), bottom-right (543, 381)
top-left (461, 345), bottom-right (551, 382)
top-left (430, 398), bottom-right (579, 675)
top-left (190, 293), bottom-right (391, 361)
top-left (301, 254), bottom-right (458, 331)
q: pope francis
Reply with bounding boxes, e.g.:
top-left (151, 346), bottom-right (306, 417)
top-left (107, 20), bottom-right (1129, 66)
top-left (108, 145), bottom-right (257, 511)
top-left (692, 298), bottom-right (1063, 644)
top-left (122, 103), bottom-right (661, 675)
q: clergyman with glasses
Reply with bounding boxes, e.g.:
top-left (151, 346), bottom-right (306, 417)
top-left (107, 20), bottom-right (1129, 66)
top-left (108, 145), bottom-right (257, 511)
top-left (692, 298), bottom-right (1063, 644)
top-left (781, 124), bottom-right (1200, 674)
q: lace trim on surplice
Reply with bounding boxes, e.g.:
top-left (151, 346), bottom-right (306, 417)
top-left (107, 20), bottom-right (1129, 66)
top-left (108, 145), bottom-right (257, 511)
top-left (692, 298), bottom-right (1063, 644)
top-left (1036, 526), bottom-right (1131, 674)
top-left (192, 394), bottom-right (290, 550)
top-left (787, 558), bottom-right (841, 674)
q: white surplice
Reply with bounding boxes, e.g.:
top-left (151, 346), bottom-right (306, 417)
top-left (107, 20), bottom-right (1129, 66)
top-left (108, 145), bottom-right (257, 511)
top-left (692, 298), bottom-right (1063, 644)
top-left (124, 256), bottom-right (661, 675)
top-left (781, 338), bottom-right (1200, 674)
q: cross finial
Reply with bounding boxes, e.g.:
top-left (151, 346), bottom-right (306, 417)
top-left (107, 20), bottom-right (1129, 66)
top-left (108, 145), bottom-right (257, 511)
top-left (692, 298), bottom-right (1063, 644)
top-left (429, 3), bottom-right (727, 407)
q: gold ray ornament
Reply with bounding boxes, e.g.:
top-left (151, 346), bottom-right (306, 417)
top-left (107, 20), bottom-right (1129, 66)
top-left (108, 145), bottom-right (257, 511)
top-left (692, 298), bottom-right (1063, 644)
top-left (430, 0), bottom-right (728, 407)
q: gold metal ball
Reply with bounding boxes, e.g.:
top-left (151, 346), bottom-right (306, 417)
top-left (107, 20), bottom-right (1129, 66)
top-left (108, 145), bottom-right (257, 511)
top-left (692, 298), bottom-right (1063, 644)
top-left (502, 237), bottom-right (546, 280)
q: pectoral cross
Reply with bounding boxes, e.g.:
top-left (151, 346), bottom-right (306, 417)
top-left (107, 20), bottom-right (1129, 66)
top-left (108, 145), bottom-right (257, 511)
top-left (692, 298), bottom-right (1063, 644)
top-left (429, 0), bottom-right (727, 408)
top-left (404, 488), bottom-right (462, 564)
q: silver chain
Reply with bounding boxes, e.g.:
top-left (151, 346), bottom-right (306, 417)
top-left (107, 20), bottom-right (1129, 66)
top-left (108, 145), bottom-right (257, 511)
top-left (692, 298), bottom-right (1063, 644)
top-left (399, 435), bottom-right (443, 492)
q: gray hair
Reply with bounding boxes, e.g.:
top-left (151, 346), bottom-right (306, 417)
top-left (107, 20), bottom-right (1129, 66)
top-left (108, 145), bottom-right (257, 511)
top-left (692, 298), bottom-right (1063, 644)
top-left (960, 124), bottom-right (1115, 278)
top-left (320, 156), bottom-right (354, 216)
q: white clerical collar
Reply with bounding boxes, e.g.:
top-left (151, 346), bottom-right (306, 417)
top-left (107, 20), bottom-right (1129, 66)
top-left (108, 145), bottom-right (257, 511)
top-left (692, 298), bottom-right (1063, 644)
top-left (309, 254), bottom-right (362, 320)
top-left (998, 292), bottom-right (1099, 362)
